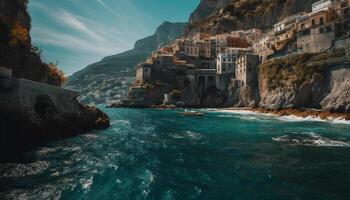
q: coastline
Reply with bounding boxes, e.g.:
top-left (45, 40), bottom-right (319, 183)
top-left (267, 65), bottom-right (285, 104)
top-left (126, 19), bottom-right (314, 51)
top-left (214, 107), bottom-right (350, 124)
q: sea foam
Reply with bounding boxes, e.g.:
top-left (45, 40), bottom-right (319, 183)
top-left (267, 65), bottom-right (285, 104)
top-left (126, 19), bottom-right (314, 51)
top-left (273, 132), bottom-right (350, 147)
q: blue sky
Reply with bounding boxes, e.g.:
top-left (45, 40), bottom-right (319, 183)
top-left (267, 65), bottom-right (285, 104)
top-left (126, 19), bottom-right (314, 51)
top-left (28, 0), bottom-right (199, 75)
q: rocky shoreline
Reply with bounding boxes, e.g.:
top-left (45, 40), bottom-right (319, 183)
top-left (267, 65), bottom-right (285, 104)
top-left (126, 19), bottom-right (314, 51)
top-left (0, 101), bottom-right (110, 161)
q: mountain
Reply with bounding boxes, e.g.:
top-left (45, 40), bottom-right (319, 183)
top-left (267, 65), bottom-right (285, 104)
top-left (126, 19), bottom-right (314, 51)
top-left (189, 0), bottom-right (232, 23)
top-left (185, 0), bottom-right (317, 34)
top-left (66, 22), bottom-right (187, 103)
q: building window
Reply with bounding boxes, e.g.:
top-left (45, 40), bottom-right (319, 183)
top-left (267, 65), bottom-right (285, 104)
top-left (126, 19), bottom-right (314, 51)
top-left (312, 19), bottom-right (316, 26)
top-left (320, 17), bottom-right (324, 25)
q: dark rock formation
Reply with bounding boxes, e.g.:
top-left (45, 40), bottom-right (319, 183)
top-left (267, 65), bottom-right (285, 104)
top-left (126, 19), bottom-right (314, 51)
top-left (66, 22), bottom-right (187, 104)
top-left (0, 101), bottom-right (109, 161)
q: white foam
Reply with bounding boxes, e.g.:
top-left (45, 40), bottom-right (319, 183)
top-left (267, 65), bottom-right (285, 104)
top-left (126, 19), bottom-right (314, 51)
top-left (36, 147), bottom-right (57, 156)
top-left (273, 132), bottom-right (350, 147)
top-left (207, 109), bottom-right (350, 125)
top-left (0, 161), bottom-right (50, 178)
top-left (81, 176), bottom-right (93, 190)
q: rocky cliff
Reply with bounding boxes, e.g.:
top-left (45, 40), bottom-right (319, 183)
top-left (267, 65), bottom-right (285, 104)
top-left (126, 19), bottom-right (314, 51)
top-left (189, 0), bottom-right (232, 23)
top-left (0, 0), bottom-right (110, 160)
top-left (0, 0), bottom-right (50, 83)
top-left (226, 48), bottom-right (350, 113)
top-left (186, 0), bottom-right (317, 34)
top-left (66, 22), bottom-right (187, 104)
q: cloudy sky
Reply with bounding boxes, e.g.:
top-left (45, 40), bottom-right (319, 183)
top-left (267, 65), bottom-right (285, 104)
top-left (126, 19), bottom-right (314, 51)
top-left (28, 0), bottom-right (199, 75)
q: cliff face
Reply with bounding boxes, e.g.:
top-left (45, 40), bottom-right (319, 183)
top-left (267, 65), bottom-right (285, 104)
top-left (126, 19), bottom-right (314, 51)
top-left (189, 0), bottom-right (232, 23)
top-left (229, 49), bottom-right (350, 113)
top-left (67, 22), bottom-right (187, 103)
top-left (186, 0), bottom-right (317, 34)
top-left (0, 0), bottom-right (49, 83)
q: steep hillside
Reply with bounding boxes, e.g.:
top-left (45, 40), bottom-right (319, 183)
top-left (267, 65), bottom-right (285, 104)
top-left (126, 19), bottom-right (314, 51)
top-left (66, 22), bottom-right (186, 103)
top-left (189, 0), bottom-right (232, 23)
top-left (186, 0), bottom-right (317, 34)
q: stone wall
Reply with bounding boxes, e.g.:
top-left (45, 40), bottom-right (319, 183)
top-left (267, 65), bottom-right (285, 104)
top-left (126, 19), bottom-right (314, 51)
top-left (0, 77), bottom-right (79, 114)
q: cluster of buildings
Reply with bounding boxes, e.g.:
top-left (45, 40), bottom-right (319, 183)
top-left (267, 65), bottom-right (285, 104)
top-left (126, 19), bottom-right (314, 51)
top-left (131, 0), bottom-right (350, 101)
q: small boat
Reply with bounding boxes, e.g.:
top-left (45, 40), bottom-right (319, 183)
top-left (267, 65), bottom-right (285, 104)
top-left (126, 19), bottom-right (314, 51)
top-left (178, 110), bottom-right (204, 117)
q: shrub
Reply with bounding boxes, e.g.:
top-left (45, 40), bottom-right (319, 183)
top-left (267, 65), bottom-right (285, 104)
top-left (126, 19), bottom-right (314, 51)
top-left (8, 21), bottom-right (29, 48)
top-left (47, 63), bottom-right (67, 87)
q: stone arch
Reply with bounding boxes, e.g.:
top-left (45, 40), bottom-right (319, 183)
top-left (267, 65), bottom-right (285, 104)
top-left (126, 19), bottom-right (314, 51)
top-left (198, 76), bottom-right (205, 88)
top-left (34, 94), bottom-right (56, 120)
top-left (207, 76), bottom-right (216, 88)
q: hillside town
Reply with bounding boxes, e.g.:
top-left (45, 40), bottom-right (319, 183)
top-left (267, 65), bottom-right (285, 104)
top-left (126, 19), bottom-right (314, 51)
top-left (120, 0), bottom-right (350, 107)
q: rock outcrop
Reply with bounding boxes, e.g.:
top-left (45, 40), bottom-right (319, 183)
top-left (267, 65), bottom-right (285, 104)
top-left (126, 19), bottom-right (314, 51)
top-left (0, 101), bottom-right (109, 161)
top-left (253, 49), bottom-right (350, 113)
top-left (320, 67), bottom-right (350, 113)
top-left (66, 22), bottom-right (187, 104)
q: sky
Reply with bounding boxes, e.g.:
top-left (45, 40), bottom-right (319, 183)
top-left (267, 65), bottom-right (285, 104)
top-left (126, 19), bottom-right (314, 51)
top-left (28, 0), bottom-right (199, 75)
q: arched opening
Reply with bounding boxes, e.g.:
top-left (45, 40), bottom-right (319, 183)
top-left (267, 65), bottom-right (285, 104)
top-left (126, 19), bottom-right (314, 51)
top-left (207, 76), bottom-right (216, 88)
top-left (34, 94), bottom-right (56, 120)
top-left (198, 76), bottom-right (205, 88)
top-left (320, 17), bottom-right (324, 25)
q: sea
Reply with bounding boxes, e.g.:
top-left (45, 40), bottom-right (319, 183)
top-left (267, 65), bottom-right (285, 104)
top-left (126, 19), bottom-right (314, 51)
top-left (1, 108), bottom-right (350, 200)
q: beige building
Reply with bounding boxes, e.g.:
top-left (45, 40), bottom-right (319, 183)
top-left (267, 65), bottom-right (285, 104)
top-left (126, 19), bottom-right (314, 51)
top-left (253, 32), bottom-right (275, 62)
top-left (296, 9), bottom-right (335, 53)
top-left (136, 63), bottom-right (152, 83)
top-left (235, 54), bottom-right (260, 85)
top-left (216, 47), bottom-right (252, 75)
top-left (185, 42), bottom-right (200, 58)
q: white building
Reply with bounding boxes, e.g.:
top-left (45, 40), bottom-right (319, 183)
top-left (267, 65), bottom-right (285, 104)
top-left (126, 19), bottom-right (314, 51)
top-left (273, 13), bottom-right (305, 33)
top-left (312, 0), bottom-right (332, 12)
top-left (216, 47), bottom-right (252, 74)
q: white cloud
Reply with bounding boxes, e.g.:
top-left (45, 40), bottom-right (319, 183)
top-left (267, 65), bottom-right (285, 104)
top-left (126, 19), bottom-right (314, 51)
top-left (95, 0), bottom-right (121, 18)
top-left (58, 9), bottom-right (105, 41)
top-left (32, 26), bottom-right (118, 55)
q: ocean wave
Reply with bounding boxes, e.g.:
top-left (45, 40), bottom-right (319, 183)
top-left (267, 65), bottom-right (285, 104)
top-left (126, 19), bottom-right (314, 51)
top-left (273, 132), bottom-right (350, 147)
top-left (81, 176), bottom-right (94, 191)
top-left (172, 131), bottom-right (203, 140)
top-left (276, 115), bottom-right (350, 125)
top-left (111, 119), bottom-right (131, 126)
top-left (0, 161), bottom-right (50, 178)
top-left (208, 109), bottom-right (350, 125)
top-left (3, 184), bottom-right (61, 200)
top-left (83, 134), bottom-right (99, 139)
top-left (36, 147), bottom-right (57, 156)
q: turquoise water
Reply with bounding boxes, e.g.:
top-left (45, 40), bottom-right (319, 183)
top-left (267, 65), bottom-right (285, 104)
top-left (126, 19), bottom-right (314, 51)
top-left (1, 108), bottom-right (350, 200)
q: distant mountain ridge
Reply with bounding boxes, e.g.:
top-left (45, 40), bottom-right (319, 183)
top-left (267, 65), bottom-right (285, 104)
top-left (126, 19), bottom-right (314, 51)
top-left (66, 22), bottom-right (187, 103)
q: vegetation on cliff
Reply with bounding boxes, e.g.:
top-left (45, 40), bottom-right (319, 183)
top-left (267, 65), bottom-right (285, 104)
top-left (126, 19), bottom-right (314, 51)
top-left (0, 0), bottom-right (67, 86)
top-left (258, 49), bottom-right (346, 91)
